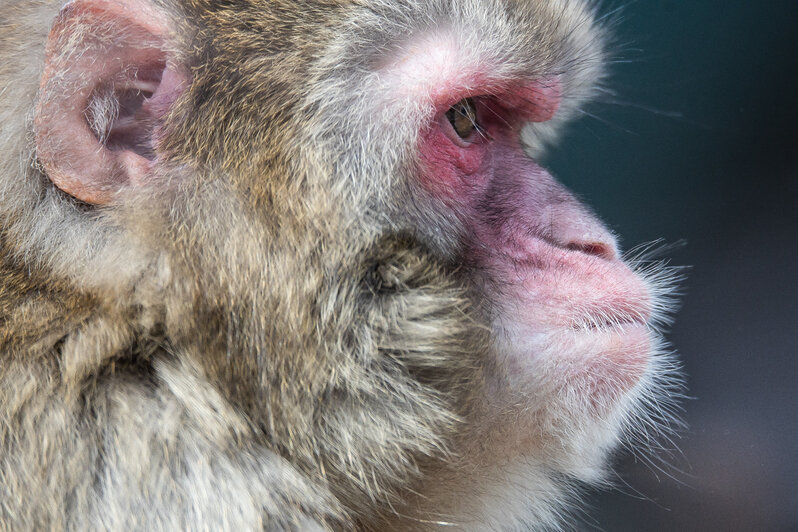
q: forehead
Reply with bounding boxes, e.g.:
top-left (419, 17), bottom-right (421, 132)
top-left (322, 0), bottom-right (602, 104)
top-left (379, 31), bottom-right (479, 103)
top-left (188, 0), bottom-right (602, 104)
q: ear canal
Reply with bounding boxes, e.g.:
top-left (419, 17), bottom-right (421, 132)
top-left (35, 0), bottom-right (185, 205)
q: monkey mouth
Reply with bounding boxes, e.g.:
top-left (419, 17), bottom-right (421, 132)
top-left (564, 263), bottom-right (654, 333)
top-left (572, 313), bottom-right (647, 331)
top-left (570, 302), bottom-right (651, 332)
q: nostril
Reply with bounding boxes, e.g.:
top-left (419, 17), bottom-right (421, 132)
top-left (540, 192), bottom-right (621, 261)
top-left (566, 241), bottom-right (618, 261)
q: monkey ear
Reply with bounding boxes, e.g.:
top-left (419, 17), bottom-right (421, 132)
top-left (35, 0), bottom-right (186, 205)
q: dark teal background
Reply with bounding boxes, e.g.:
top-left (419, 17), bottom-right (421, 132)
top-left (545, 2), bottom-right (798, 530)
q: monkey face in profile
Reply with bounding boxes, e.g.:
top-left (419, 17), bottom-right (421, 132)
top-left (0, 0), bottom-right (681, 529)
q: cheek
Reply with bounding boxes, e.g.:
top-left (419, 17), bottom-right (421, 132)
top-left (417, 126), bottom-right (490, 202)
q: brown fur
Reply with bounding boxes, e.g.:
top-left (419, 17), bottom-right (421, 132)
top-left (0, 1), bottom-right (666, 530)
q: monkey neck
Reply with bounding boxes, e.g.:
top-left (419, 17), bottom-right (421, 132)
top-left (0, 238), bottom-right (88, 347)
top-left (0, 228), bottom-right (165, 389)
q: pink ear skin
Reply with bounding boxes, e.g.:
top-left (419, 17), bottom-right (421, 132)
top-left (35, 0), bottom-right (185, 205)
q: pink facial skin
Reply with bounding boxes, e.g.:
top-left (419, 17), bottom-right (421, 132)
top-left (418, 83), bottom-right (653, 413)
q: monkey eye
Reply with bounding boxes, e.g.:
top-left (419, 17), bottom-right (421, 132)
top-left (445, 98), bottom-right (480, 140)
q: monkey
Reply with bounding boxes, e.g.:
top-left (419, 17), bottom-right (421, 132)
top-left (0, 0), bottom-right (682, 530)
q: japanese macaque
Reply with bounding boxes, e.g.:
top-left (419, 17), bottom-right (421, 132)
top-left (0, 0), bottom-right (681, 530)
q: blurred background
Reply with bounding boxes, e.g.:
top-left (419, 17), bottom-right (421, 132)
top-left (545, 1), bottom-right (798, 530)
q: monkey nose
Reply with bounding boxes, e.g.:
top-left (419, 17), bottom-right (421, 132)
top-left (550, 206), bottom-right (620, 261)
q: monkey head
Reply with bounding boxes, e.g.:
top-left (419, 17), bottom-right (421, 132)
top-left (0, 0), bottom-right (681, 528)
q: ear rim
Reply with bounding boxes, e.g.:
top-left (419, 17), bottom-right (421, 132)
top-left (34, 0), bottom-right (181, 205)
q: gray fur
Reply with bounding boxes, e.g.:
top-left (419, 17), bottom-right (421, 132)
top-left (0, 1), bottom-right (680, 530)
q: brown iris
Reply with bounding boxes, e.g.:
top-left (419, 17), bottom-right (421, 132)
top-left (446, 98), bottom-right (478, 139)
